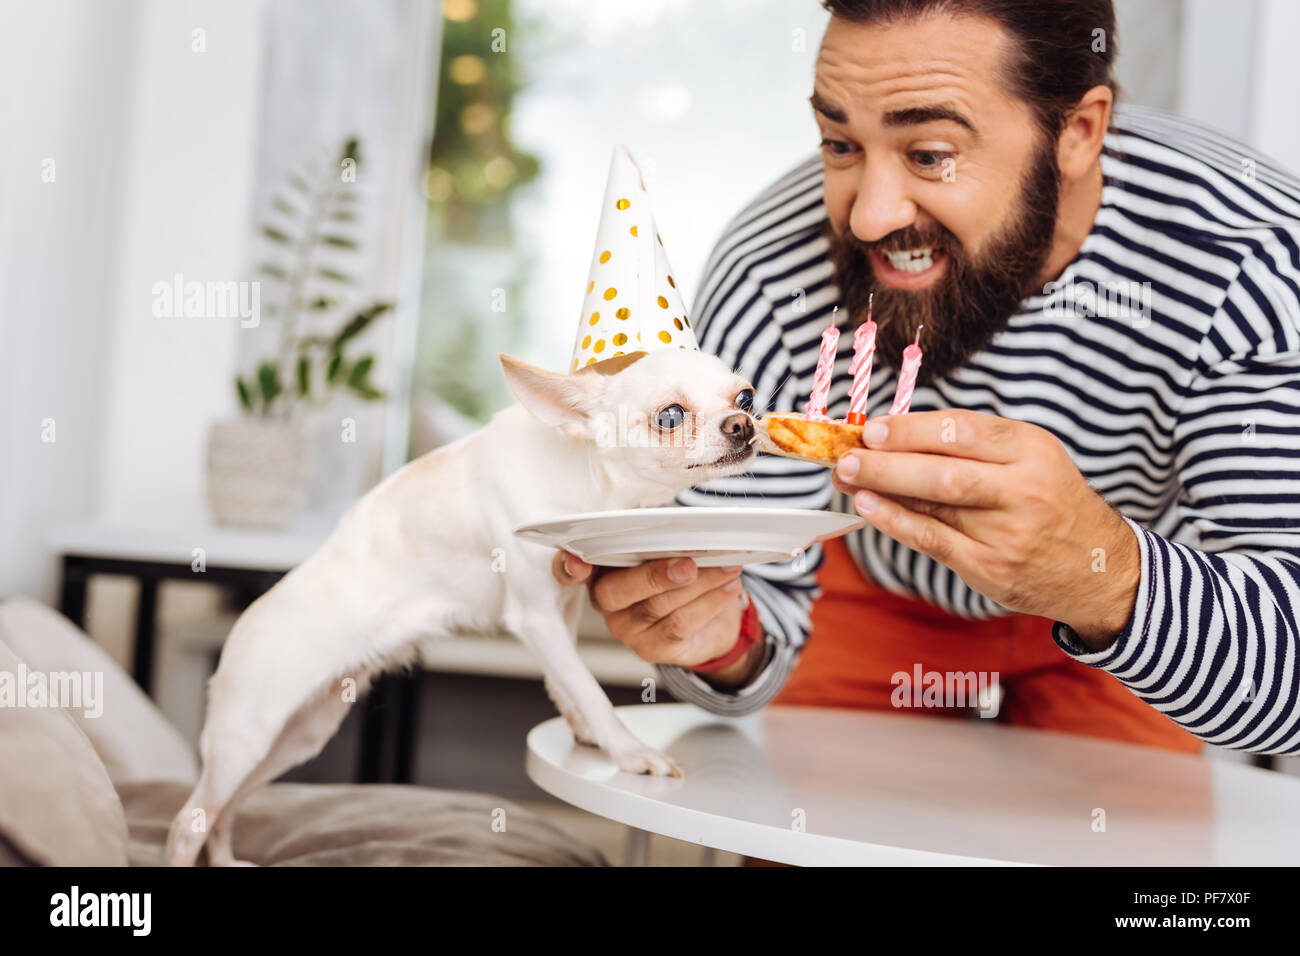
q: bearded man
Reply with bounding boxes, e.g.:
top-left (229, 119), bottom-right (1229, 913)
top-left (555, 0), bottom-right (1300, 756)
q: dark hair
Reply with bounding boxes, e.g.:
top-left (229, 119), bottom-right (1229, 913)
top-left (820, 0), bottom-right (1118, 138)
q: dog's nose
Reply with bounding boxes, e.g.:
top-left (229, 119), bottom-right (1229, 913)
top-left (721, 413), bottom-right (754, 444)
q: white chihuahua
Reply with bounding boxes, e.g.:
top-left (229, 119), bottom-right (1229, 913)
top-left (167, 348), bottom-right (757, 866)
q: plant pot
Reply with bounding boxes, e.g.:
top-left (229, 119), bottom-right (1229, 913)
top-left (298, 396), bottom-right (383, 515)
top-left (205, 418), bottom-right (308, 530)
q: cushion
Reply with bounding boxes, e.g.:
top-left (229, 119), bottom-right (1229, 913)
top-left (0, 628), bottom-right (129, 866)
top-left (0, 598), bottom-right (198, 784)
top-left (117, 780), bottom-right (609, 866)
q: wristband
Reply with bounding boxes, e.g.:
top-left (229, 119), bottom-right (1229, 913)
top-left (691, 592), bottom-right (762, 674)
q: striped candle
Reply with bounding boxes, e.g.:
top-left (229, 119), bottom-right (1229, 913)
top-left (846, 315), bottom-right (876, 426)
top-left (805, 323), bottom-right (840, 421)
top-left (888, 327), bottom-right (924, 415)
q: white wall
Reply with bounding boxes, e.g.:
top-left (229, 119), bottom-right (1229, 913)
top-left (1177, 0), bottom-right (1258, 143)
top-left (0, 0), bottom-right (266, 602)
top-left (96, 0), bottom-right (268, 523)
top-left (0, 0), bottom-right (139, 600)
top-left (1114, 0), bottom-right (1182, 112)
top-left (1176, 0), bottom-right (1300, 162)
top-left (1247, 0), bottom-right (1300, 163)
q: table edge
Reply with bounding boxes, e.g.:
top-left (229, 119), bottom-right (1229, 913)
top-left (524, 718), bottom-right (1024, 867)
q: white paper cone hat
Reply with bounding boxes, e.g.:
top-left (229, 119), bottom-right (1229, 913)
top-left (570, 146), bottom-right (699, 372)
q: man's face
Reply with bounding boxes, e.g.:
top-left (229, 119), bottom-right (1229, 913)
top-left (814, 13), bottom-right (1061, 380)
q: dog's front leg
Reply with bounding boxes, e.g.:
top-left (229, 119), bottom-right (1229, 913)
top-left (514, 614), bottom-right (682, 777)
top-left (543, 676), bottom-right (599, 747)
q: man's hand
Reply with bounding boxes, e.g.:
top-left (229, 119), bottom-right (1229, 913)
top-left (550, 552), bottom-right (765, 688)
top-left (831, 409), bottom-right (1140, 651)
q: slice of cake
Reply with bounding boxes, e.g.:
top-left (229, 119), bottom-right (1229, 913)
top-left (755, 412), bottom-right (864, 467)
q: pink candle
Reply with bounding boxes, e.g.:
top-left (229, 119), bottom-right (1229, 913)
top-left (805, 321), bottom-right (839, 421)
top-left (888, 326), bottom-right (924, 415)
top-left (845, 303), bottom-right (876, 426)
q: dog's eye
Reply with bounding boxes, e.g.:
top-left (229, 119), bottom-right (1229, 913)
top-left (655, 404), bottom-right (686, 429)
top-left (735, 388), bottom-right (754, 413)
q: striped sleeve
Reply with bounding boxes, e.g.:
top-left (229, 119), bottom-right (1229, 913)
top-left (1053, 257), bottom-right (1300, 754)
top-left (655, 183), bottom-right (830, 715)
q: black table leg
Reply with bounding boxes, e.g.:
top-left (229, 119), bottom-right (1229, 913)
top-left (59, 555), bottom-right (88, 629)
top-left (359, 677), bottom-right (392, 783)
top-left (395, 670), bottom-right (420, 784)
top-left (133, 577), bottom-right (159, 694)
top-left (359, 671), bottom-right (420, 784)
top-left (1251, 754), bottom-right (1277, 771)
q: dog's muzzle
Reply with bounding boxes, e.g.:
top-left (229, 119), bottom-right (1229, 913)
top-left (720, 412), bottom-right (755, 447)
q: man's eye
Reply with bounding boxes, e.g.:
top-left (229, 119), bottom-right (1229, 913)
top-left (656, 404), bottom-right (686, 429)
top-left (910, 150), bottom-right (953, 171)
top-left (735, 388), bottom-right (754, 412)
top-left (820, 138), bottom-right (855, 157)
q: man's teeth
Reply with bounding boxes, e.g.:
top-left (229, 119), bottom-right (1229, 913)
top-left (884, 248), bottom-right (935, 273)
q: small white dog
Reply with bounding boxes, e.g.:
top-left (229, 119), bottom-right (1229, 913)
top-left (167, 348), bottom-right (757, 866)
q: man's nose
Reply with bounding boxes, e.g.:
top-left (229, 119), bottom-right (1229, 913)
top-left (849, 157), bottom-right (917, 243)
top-left (721, 412), bottom-right (754, 443)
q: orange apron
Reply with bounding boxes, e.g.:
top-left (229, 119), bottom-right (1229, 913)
top-left (775, 536), bottom-right (1202, 754)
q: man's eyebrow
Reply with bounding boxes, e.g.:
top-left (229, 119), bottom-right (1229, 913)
top-left (883, 104), bottom-right (978, 137)
top-left (809, 91), bottom-right (848, 124)
top-left (811, 93), bottom-right (979, 139)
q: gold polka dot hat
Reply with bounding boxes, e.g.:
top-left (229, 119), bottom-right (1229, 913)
top-left (570, 145), bottom-right (699, 372)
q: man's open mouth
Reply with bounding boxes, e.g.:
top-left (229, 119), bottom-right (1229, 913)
top-left (872, 246), bottom-right (948, 290)
top-left (688, 446), bottom-right (756, 469)
top-left (884, 246), bottom-right (936, 272)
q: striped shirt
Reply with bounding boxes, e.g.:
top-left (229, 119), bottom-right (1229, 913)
top-left (655, 104), bottom-right (1300, 756)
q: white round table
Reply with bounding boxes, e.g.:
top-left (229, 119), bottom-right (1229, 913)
top-left (525, 703), bottom-right (1300, 866)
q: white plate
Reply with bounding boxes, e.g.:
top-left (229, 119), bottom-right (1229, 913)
top-left (513, 506), bottom-right (865, 567)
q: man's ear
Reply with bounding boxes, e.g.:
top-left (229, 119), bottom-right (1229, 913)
top-left (1057, 85), bottom-right (1113, 183)
top-left (499, 353), bottom-right (596, 435)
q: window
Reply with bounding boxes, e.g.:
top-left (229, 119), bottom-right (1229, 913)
top-left (411, 0), bottom-right (829, 453)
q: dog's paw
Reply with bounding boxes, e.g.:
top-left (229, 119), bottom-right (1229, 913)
top-left (611, 746), bottom-right (683, 778)
top-left (562, 716), bottom-right (600, 748)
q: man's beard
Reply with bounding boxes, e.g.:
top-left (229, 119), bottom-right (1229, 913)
top-left (825, 137), bottom-right (1062, 384)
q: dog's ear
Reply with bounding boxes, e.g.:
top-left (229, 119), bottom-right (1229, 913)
top-left (499, 354), bottom-right (597, 433)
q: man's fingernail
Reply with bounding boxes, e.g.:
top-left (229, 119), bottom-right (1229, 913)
top-left (668, 559), bottom-right (694, 583)
top-left (863, 422), bottom-right (888, 444)
top-left (723, 565), bottom-right (742, 573)
top-left (836, 454), bottom-right (859, 479)
top-left (563, 555), bottom-right (580, 577)
top-left (723, 579), bottom-right (741, 592)
top-left (855, 490), bottom-right (879, 514)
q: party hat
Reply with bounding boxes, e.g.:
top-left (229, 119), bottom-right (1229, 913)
top-left (569, 146), bottom-right (699, 372)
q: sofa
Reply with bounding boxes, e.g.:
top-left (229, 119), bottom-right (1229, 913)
top-left (0, 598), bottom-right (606, 866)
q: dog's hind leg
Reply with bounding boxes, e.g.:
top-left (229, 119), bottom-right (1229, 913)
top-left (203, 674), bottom-right (363, 866)
top-left (167, 647), bottom-right (371, 868)
top-left (166, 722), bottom-right (275, 867)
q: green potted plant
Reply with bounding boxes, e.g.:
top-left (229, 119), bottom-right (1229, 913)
top-left (207, 136), bottom-right (393, 529)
